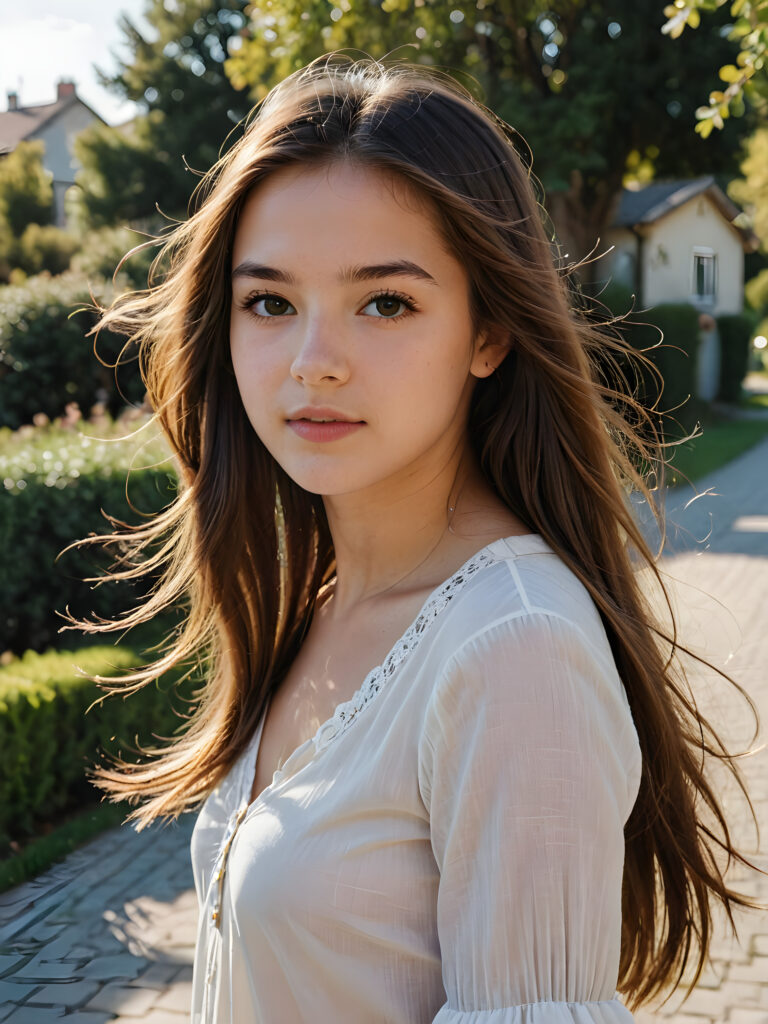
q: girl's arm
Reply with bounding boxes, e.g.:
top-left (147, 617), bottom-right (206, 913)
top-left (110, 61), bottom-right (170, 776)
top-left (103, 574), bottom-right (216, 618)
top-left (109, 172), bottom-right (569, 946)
top-left (418, 610), bottom-right (642, 1023)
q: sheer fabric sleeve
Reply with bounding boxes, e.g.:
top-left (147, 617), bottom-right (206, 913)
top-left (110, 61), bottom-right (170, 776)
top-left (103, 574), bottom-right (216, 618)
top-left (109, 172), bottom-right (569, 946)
top-left (418, 611), bottom-right (641, 1024)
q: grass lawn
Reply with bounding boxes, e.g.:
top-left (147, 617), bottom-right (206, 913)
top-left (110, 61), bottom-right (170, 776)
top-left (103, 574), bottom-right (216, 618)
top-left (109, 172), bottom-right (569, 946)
top-left (741, 392), bottom-right (768, 411)
top-left (664, 414), bottom-right (768, 486)
top-left (0, 802), bottom-right (127, 893)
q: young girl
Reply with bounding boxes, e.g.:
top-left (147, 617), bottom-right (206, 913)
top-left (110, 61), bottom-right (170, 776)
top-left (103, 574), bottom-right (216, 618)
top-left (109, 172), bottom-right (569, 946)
top-left (75, 54), bottom-right (760, 1023)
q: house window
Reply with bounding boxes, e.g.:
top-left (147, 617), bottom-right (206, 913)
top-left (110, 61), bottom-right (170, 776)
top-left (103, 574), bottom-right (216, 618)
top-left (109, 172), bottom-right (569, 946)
top-left (693, 251), bottom-right (717, 302)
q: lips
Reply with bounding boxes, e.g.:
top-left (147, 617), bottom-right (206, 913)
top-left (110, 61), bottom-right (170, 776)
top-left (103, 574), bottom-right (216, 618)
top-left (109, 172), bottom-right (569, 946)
top-left (286, 406), bottom-right (364, 424)
top-left (286, 418), bottom-right (365, 443)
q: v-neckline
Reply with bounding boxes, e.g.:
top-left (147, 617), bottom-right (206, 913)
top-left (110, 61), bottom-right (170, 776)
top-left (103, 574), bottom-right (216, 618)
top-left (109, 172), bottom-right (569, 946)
top-left (239, 531), bottom-right (548, 815)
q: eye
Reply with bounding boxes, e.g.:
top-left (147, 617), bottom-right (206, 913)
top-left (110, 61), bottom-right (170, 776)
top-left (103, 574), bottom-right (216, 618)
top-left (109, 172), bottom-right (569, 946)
top-left (238, 292), bottom-right (296, 319)
top-left (361, 290), bottom-right (419, 321)
top-left (235, 289), bottom-right (419, 322)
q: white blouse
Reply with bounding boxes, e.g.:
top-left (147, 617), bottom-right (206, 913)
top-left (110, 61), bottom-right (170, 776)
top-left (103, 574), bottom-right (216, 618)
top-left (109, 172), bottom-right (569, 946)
top-left (190, 533), bottom-right (642, 1023)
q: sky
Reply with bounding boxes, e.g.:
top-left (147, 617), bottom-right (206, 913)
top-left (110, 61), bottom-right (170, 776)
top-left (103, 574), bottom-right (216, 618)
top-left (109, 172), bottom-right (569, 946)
top-left (0, 1), bottom-right (152, 125)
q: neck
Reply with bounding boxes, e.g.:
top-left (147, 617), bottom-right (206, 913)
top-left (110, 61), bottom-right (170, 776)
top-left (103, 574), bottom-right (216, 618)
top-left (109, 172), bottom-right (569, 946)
top-left (320, 440), bottom-right (506, 615)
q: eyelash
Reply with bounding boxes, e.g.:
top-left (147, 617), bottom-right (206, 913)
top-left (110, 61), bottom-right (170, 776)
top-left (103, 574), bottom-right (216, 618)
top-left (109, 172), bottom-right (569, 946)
top-left (236, 288), bottom-right (420, 323)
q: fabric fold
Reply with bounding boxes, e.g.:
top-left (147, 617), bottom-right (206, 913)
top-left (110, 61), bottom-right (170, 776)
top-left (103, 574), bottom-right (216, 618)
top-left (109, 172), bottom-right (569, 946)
top-left (431, 998), bottom-right (635, 1024)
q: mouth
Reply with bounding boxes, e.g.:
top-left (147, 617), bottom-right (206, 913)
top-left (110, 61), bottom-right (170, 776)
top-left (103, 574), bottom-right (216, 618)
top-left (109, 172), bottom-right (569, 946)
top-left (286, 418), bottom-right (366, 442)
top-left (288, 417), bottom-right (364, 424)
top-left (286, 406), bottom-right (365, 424)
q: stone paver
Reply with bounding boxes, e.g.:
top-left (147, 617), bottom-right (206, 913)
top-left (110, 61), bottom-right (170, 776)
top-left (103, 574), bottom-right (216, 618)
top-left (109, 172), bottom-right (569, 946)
top-left (633, 434), bottom-right (768, 1022)
top-left (1, 434), bottom-right (767, 1021)
top-left (0, 816), bottom-right (195, 1021)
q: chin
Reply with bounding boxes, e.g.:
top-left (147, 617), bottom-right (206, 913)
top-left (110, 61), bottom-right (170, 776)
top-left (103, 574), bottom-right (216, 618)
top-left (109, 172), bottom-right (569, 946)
top-left (275, 456), bottom-right (392, 499)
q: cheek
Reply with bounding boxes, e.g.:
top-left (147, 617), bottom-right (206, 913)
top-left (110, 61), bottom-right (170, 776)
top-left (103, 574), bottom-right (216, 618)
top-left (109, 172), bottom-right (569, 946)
top-left (230, 330), bottom-right (282, 396)
top-left (383, 331), bottom-right (471, 404)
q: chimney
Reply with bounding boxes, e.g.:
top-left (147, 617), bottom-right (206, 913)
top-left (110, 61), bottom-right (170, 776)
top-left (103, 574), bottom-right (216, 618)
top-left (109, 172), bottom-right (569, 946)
top-left (56, 80), bottom-right (75, 101)
top-left (7, 91), bottom-right (18, 111)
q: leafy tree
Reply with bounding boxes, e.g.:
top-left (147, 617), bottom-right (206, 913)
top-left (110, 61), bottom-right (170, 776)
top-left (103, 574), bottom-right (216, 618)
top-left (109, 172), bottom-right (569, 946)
top-left (74, 0), bottom-right (252, 226)
top-left (0, 141), bottom-right (53, 237)
top-left (226, 0), bottom-right (754, 281)
top-left (745, 264), bottom-right (768, 313)
top-left (730, 126), bottom-right (768, 318)
top-left (661, 0), bottom-right (767, 136)
top-left (73, 117), bottom-right (181, 228)
top-left (728, 126), bottom-right (768, 243)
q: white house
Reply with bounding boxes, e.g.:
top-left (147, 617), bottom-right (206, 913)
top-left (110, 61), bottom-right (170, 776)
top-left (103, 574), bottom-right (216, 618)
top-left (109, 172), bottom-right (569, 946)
top-left (603, 177), bottom-right (759, 399)
top-left (0, 81), bottom-right (106, 226)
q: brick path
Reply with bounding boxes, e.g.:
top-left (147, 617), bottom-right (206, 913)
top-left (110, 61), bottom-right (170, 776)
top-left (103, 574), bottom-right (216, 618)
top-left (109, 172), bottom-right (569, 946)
top-left (631, 434), bottom-right (768, 1023)
top-left (0, 817), bottom-right (196, 1022)
top-left (0, 437), bottom-right (767, 1022)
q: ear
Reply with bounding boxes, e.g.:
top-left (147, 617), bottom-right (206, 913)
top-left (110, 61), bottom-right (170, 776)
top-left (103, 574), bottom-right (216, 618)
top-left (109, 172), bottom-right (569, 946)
top-left (470, 323), bottom-right (512, 379)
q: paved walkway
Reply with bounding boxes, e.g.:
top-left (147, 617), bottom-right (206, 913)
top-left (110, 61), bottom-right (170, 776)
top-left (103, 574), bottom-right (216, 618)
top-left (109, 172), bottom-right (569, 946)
top-left (0, 816), bottom-right (196, 1022)
top-left (631, 435), bottom-right (768, 1022)
top-left (1, 437), bottom-right (767, 1022)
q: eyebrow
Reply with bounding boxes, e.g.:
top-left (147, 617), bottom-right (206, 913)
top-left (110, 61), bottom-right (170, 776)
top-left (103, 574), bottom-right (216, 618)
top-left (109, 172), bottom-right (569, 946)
top-left (231, 259), bottom-right (438, 286)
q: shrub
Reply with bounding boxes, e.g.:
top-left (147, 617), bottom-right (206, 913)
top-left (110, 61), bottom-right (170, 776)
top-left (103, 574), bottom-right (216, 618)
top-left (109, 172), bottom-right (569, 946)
top-left (596, 280), bottom-right (638, 320)
top-left (70, 226), bottom-right (159, 291)
top-left (0, 628), bottom-right (195, 852)
top-left (14, 223), bottom-right (81, 278)
top-left (0, 418), bottom-right (177, 654)
top-left (0, 270), bottom-right (146, 428)
top-left (717, 312), bottom-right (758, 403)
top-left (589, 291), bottom-right (702, 439)
top-left (0, 141), bottom-right (53, 237)
top-left (624, 303), bottom-right (702, 424)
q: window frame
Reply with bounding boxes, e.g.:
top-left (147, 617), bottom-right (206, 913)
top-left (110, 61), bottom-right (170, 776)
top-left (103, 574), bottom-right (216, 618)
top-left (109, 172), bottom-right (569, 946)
top-left (692, 246), bottom-right (717, 304)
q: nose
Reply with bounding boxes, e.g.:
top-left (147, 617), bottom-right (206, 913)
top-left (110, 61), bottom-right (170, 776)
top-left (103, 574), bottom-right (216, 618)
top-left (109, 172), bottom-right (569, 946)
top-left (290, 320), bottom-right (350, 386)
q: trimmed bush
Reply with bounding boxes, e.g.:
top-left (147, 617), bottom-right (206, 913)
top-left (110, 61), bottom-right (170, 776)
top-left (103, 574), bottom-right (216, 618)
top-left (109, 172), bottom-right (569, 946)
top-left (0, 628), bottom-right (195, 852)
top-left (596, 280), bottom-right (638, 320)
top-left (595, 295), bottom-right (702, 436)
top-left (13, 224), bottom-right (81, 278)
top-left (0, 419), bottom-right (177, 654)
top-left (717, 312), bottom-right (757, 403)
top-left (625, 303), bottom-right (702, 421)
top-left (70, 226), bottom-right (158, 291)
top-left (0, 270), bottom-right (145, 429)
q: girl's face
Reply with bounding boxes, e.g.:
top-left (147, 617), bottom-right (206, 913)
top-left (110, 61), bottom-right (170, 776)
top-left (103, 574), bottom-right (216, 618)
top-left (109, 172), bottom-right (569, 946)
top-left (229, 160), bottom-right (504, 499)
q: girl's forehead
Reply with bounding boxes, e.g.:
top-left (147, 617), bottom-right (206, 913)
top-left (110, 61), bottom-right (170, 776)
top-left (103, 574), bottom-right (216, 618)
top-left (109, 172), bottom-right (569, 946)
top-left (237, 160), bottom-right (433, 227)
top-left (231, 161), bottom-right (448, 265)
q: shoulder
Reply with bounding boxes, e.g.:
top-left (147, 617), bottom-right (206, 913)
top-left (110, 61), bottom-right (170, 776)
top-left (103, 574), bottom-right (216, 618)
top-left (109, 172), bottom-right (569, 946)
top-left (417, 535), bottom-right (643, 812)
top-left (425, 533), bottom-right (616, 678)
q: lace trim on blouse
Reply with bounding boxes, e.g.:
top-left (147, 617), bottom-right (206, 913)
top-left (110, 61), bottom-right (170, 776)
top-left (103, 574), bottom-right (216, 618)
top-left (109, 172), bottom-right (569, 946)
top-left (307, 548), bottom-right (497, 758)
top-left (204, 547), bottom-right (498, 944)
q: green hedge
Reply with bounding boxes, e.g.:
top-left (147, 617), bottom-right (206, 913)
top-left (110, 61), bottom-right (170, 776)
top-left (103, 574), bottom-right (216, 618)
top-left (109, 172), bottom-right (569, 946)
top-left (0, 270), bottom-right (146, 429)
top-left (69, 225), bottom-right (157, 290)
top-left (628, 302), bottom-right (702, 423)
top-left (0, 419), bottom-right (177, 654)
top-left (9, 224), bottom-right (81, 279)
top-left (595, 287), bottom-right (702, 435)
top-left (0, 628), bottom-right (194, 853)
top-left (717, 312), bottom-right (756, 403)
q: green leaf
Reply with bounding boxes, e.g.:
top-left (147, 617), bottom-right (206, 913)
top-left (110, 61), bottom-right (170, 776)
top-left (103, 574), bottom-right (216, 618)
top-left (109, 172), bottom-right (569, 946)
top-left (695, 119), bottom-right (715, 137)
top-left (719, 63), bottom-right (743, 81)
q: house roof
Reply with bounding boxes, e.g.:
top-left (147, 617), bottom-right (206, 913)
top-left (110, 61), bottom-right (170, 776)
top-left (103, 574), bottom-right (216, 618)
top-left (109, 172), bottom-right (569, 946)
top-left (0, 93), bottom-right (105, 155)
top-left (612, 175), bottom-right (759, 252)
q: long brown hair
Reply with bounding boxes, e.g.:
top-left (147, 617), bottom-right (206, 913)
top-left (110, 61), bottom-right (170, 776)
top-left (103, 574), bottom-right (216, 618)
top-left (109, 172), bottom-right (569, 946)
top-left (65, 53), bottom-right (762, 1010)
